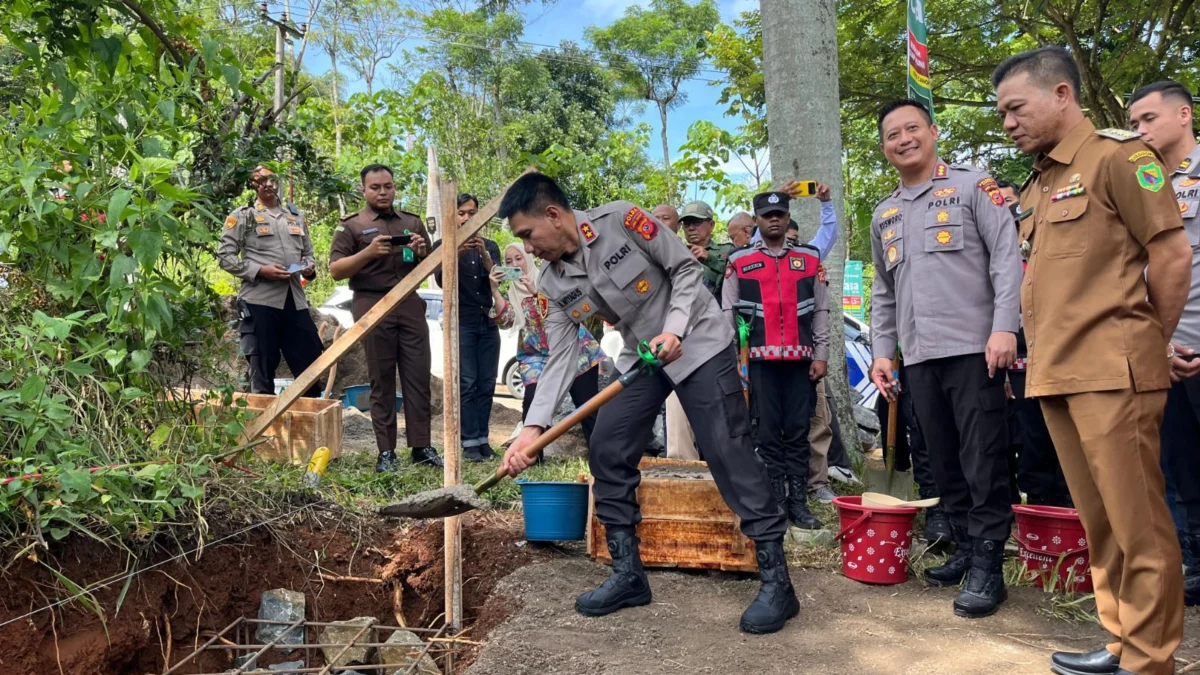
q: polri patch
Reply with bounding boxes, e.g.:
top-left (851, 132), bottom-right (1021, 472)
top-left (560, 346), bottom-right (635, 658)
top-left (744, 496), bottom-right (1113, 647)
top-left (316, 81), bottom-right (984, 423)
top-left (636, 279), bottom-right (650, 294)
top-left (789, 257), bottom-right (805, 271)
top-left (936, 209), bottom-right (950, 223)
top-left (933, 187), bottom-right (957, 198)
top-left (817, 263), bottom-right (827, 283)
top-left (623, 208), bottom-right (658, 241)
top-left (977, 177), bottom-right (1005, 207)
top-left (1137, 162), bottom-right (1166, 192)
top-left (580, 222), bottom-right (597, 242)
top-left (224, 216), bottom-right (238, 230)
top-left (537, 294), bottom-right (550, 318)
top-left (936, 230), bottom-right (952, 246)
top-left (886, 246), bottom-right (899, 264)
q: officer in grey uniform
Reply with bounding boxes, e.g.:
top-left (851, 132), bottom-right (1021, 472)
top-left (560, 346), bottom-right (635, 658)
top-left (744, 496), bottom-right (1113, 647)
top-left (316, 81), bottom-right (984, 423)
top-left (869, 100), bottom-right (1022, 618)
top-left (498, 174), bottom-right (796, 635)
top-left (217, 166), bottom-right (324, 397)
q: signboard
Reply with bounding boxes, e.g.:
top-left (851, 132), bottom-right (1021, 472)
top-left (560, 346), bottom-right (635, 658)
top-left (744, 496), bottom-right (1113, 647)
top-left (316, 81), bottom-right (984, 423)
top-left (907, 0), bottom-right (935, 119)
top-left (843, 260), bottom-right (864, 320)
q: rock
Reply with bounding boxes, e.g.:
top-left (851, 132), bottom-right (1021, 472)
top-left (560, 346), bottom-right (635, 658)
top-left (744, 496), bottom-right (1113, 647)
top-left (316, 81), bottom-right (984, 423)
top-left (233, 654), bottom-right (257, 671)
top-left (256, 589), bottom-right (305, 654)
top-left (378, 629), bottom-right (441, 675)
top-left (268, 662), bottom-right (306, 672)
top-left (853, 404), bottom-right (880, 434)
top-left (320, 616), bottom-right (377, 669)
top-left (788, 527), bottom-right (836, 548)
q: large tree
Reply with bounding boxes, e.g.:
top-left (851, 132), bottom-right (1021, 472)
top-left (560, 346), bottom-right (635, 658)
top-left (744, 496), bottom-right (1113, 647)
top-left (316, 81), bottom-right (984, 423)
top-left (586, 0), bottom-right (719, 200)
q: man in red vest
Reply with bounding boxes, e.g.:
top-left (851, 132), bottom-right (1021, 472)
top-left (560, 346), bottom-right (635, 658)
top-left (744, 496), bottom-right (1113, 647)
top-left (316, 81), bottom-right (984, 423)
top-left (722, 190), bottom-right (830, 530)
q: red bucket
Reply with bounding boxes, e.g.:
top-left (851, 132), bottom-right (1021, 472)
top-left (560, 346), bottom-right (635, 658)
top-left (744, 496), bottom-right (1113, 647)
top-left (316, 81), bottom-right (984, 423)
top-left (1012, 504), bottom-right (1092, 593)
top-left (833, 496), bottom-right (919, 585)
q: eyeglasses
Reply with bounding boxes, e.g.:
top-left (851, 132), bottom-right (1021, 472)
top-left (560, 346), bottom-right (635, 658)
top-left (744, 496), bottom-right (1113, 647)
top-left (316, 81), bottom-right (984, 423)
top-left (681, 219), bottom-right (710, 228)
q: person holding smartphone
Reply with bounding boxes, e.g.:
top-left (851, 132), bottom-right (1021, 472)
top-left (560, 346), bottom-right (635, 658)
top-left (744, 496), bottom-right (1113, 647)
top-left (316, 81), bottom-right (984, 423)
top-left (488, 243), bottom-right (603, 459)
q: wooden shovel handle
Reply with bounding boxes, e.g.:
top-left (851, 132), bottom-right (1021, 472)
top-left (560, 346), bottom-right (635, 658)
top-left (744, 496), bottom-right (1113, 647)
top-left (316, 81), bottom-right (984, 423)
top-left (884, 349), bottom-right (900, 472)
top-left (473, 366), bottom-right (645, 494)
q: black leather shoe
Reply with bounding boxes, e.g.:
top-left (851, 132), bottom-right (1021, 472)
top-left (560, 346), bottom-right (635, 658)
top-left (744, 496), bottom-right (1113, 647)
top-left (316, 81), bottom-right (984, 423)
top-left (786, 477), bottom-right (822, 530)
top-left (953, 539), bottom-right (1007, 618)
top-left (1049, 647), bottom-right (1120, 674)
top-left (480, 445), bottom-right (497, 459)
top-left (924, 524), bottom-right (972, 586)
top-left (410, 446), bottom-right (444, 468)
top-left (923, 505), bottom-right (952, 544)
top-left (576, 528), bottom-right (652, 616)
top-left (463, 446), bottom-right (488, 462)
top-left (375, 450), bottom-right (398, 473)
top-left (739, 539), bottom-right (800, 634)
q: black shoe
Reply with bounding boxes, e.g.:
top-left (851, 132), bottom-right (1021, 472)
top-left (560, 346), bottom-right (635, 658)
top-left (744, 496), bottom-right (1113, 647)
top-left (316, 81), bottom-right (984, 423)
top-left (923, 505), bottom-right (953, 544)
top-left (924, 524), bottom-right (972, 586)
top-left (576, 528), bottom-right (652, 616)
top-left (1049, 647), bottom-right (1120, 675)
top-left (1186, 537), bottom-right (1200, 606)
top-left (953, 539), bottom-right (1007, 618)
top-left (463, 446), bottom-right (488, 462)
top-left (739, 539), bottom-right (800, 634)
top-left (375, 450), bottom-right (398, 473)
top-left (410, 446), bottom-right (444, 467)
top-left (786, 477), bottom-right (822, 530)
top-left (480, 445), bottom-right (497, 459)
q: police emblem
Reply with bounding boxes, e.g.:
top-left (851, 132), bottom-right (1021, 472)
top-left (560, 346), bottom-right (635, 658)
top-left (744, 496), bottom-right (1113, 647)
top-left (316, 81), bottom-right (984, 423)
top-left (623, 208), bottom-right (658, 241)
top-left (886, 246), bottom-right (899, 264)
top-left (1181, 178), bottom-right (1200, 188)
top-left (256, 226), bottom-right (271, 236)
top-left (768, 194), bottom-right (780, 204)
top-left (933, 187), bottom-right (957, 198)
top-left (537, 294), bottom-right (549, 318)
top-left (571, 310), bottom-right (582, 319)
top-left (224, 216), bottom-right (238, 230)
top-left (254, 215), bottom-right (267, 223)
top-left (789, 257), bottom-right (805, 271)
top-left (881, 207), bottom-right (900, 219)
top-left (582, 302), bottom-right (592, 312)
top-left (936, 230), bottom-right (952, 246)
top-left (883, 228), bottom-right (896, 242)
top-left (580, 222), bottom-right (597, 242)
top-left (936, 210), bottom-right (950, 224)
top-left (636, 279), bottom-right (650, 294)
top-left (1181, 201), bottom-right (1190, 215)
top-left (817, 263), bottom-right (827, 283)
top-left (977, 177), bottom-right (1005, 207)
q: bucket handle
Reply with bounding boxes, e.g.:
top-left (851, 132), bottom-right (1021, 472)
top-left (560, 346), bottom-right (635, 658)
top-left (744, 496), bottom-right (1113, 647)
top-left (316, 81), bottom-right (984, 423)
top-left (835, 511), bottom-right (872, 542)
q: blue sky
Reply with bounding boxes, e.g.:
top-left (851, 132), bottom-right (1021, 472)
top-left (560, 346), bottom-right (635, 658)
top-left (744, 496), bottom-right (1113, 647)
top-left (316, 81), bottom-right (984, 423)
top-left (288, 0), bottom-right (762, 207)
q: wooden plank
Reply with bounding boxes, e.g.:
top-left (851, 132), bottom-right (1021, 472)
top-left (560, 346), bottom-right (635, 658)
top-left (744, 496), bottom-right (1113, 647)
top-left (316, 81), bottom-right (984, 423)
top-left (241, 167), bottom-right (537, 443)
top-left (440, 177), bottom-right (464, 637)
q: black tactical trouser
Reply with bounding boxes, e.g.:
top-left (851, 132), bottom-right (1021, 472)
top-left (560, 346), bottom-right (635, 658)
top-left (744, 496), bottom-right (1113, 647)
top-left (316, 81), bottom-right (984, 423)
top-left (1008, 370), bottom-right (1072, 507)
top-left (1162, 377), bottom-right (1200, 543)
top-left (906, 354), bottom-right (1013, 541)
top-left (242, 291), bottom-right (324, 397)
top-left (590, 343), bottom-right (788, 542)
top-left (750, 360), bottom-right (815, 483)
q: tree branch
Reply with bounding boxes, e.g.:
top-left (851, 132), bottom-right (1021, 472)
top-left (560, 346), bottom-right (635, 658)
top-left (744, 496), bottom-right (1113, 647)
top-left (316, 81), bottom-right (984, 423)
top-left (117, 0), bottom-right (186, 67)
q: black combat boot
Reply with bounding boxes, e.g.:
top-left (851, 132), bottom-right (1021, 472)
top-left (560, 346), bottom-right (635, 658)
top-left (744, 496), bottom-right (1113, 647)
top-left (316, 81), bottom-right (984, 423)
top-left (786, 476), bottom-right (822, 530)
top-left (375, 450), bottom-right (398, 473)
top-left (575, 528), bottom-right (653, 617)
top-left (739, 539), bottom-right (800, 634)
top-left (410, 446), bottom-right (444, 468)
top-left (924, 523), bottom-right (972, 586)
top-left (953, 538), bottom-right (1007, 618)
top-left (770, 474), bottom-right (789, 511)
top-left (922, 505), bottom-right (952, 544)
top-left (1186, 537), bottom-right (1200, 607)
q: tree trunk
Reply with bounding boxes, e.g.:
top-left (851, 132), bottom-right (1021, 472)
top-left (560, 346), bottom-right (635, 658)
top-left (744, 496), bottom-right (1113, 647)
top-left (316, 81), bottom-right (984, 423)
top-left (331, 48), bottom-right (343, 170)
top-left (657, 101), bottom-right (672, 200)
top-left (761, 0), bottom-right (861, 457)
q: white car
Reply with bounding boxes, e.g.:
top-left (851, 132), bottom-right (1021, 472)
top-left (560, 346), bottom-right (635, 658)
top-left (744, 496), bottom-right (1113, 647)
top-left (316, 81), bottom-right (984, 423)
top-left (319, 286), bottom-right (523, 397)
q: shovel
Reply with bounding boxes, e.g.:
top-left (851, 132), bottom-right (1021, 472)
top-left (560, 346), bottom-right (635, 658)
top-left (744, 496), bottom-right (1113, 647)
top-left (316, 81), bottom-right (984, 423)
top-left (379, 343), bottom-right (662, 519)
top-left (865, 354), bottom-right (914, 501)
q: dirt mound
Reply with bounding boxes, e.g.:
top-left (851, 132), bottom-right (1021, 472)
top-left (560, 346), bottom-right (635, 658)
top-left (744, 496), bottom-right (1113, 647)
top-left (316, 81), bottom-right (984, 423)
top-left (0, 512), bottom-right (540, 674)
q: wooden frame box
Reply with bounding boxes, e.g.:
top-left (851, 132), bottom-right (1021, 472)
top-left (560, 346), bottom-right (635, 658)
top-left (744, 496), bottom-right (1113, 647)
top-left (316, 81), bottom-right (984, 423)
top-left (183, 390), bottom-right (343, 465)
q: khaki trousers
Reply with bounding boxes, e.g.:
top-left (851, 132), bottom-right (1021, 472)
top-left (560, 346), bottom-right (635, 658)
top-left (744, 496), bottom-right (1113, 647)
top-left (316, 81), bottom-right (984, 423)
top-left (807, 378), bottom-right (831, 491)
top-left (1039, 389), bottom-right (1181, 675)
top-left (665, 392), bottom-right (699, 460)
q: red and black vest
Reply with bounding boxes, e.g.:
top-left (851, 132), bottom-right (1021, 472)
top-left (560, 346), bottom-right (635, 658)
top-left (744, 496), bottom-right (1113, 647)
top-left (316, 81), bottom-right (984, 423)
top-left (730, 243), bottom-right (821, 361)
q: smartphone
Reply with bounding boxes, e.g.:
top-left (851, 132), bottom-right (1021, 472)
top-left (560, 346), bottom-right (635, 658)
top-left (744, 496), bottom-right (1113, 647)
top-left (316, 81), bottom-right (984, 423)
top-left (1183, 353), bottom-right (1200, 362)
top-left (496, 266), bottom-right (523, 281)
top-left (285, 263), bottom-right (305, 274)
top-left (789, 180), bottom-right (818, 198)
top-left (390, 233), bottom-right (413, 246)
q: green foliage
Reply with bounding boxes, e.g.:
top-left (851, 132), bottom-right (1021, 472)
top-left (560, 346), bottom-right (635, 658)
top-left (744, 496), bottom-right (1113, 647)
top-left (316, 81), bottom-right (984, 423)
top-left (675, 120), bottom-right (768, 213)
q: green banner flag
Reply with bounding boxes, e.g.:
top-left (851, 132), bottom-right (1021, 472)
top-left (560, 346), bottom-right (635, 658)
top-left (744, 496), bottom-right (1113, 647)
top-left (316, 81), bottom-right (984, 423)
top-left (843, 260), bottom-right (864, 321)
top-left (907, 0), bottom-right (935, 119)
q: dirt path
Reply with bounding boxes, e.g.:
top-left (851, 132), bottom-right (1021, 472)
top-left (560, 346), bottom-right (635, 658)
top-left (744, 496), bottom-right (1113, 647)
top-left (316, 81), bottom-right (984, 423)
top-left (467, 556), bottom-right (1200, 675)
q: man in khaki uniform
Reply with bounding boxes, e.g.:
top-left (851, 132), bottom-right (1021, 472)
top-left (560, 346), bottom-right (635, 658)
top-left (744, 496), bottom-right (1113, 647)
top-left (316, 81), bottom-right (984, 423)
top-left (994, 47), bottom-right (1192, 675)
top-left (499, 173), bottom-right (797, 635)
top-left (217, 166), bottom-right (323, 396)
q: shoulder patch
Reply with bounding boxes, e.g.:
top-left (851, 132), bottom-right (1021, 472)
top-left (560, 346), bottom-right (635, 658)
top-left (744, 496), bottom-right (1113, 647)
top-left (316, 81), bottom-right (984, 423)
top-left (1129, 150), bottom-right (1155, 163)
top-left (623, 207), bottom-right (658, 241)
top-left (817, 263), bottom-right (827, 283)
top-left (1095, 128), bottom-right (1141, 142)
top-left (1180, 157), bottom-right (1193, 173)
top-left (537, 293), bottom-right (549, 319)
top-left (580, 222), bottom-right (597, 242)
top-left (934, 163), bottom-right (949, 179)
top-left (224, 215), bottom-right (238, 230)
top-left (977, 177), bottom-right (1005, 207)
top-left (1136, 162), bottom-right (1166, 192)
top-left (334, 225), bottom-right (346, 233)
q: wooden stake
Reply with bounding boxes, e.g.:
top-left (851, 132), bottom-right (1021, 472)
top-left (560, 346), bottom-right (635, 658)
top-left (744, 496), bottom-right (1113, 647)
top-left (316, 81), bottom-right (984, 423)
top-left (241, 167), bottom-right (537, 444)
top-left (440, 177), bottom-right (464, 642)
top-left (426, 146), bottom-right (442, 244)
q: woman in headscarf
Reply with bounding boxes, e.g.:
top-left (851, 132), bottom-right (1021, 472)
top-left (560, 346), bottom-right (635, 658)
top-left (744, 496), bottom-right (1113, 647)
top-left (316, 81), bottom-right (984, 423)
top-left (489, 243), bottom-right (603, 460)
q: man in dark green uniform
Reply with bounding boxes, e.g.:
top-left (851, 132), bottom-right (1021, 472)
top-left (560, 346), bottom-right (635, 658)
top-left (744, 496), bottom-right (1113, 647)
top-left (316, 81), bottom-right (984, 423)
top-left (680, 200), bottom-right (736, 297)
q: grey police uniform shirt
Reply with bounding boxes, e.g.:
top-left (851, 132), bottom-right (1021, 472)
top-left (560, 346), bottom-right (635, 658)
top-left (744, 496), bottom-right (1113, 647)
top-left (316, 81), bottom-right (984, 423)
top-left (1172, 146), bottom-right (1200, 350)
top-left (523, 201), bottom-right (735, 430)
top-left (869, 160), bottom-right (1023, 365)
top-left (217, 201), bottom-right (316, 310)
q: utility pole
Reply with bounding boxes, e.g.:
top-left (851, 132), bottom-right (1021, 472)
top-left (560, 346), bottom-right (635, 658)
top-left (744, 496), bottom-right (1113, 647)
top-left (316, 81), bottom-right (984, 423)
top-left (260, 3), bottom-right (305, 122)
top-left (761, 0), bottom-right (860, 452)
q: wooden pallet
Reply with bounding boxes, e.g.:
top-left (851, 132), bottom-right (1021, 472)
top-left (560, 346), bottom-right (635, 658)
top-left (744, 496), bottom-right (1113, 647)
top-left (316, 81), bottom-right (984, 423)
top-left (587, 457), bottom-right (758, 573)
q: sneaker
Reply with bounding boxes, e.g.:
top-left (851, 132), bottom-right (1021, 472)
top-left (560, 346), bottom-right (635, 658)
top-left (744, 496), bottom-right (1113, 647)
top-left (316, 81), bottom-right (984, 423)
top-left (463, 446), bottom-right (488, 462)
top-left (810, 486), bottom-right (836, 503)
top-left (410, 446), bottom-right (444, 467)
top-left (828, 466), bottom-right (861, 485)
top-left (480, 445), bottom-right (497, 459)
top-left (375, 450), bottom-right (398, 473)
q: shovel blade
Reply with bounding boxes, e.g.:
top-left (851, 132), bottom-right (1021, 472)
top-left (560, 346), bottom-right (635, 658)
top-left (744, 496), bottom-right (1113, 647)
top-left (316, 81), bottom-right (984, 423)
top-left (378, 484), bottom-right (490, 519)
top-left (864, 467), bottom-right (915, 502)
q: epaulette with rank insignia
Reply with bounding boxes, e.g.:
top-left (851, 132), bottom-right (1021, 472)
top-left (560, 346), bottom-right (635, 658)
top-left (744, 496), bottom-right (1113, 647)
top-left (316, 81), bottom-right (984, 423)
top-left (1095, 128), bottom-right (1141, 142)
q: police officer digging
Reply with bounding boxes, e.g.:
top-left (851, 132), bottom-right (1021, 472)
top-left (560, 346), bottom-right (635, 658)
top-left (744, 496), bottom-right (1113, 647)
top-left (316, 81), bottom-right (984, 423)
top-left (869, 99), bottom-right (1023, 619)
top-left (218, 165), bottom-right (324, 397)
top-left (329, 164), bottom-right (442, 472)
top-left (498, 173), bottom-right (797, 634)
top-left (723, 190), bottom-right (829, 531)
top-left (995, 47), bottom-right (1192, 675)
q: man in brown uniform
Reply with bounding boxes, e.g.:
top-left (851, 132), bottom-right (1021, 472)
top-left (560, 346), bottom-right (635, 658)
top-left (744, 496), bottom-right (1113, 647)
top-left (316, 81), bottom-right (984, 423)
top-left (329, 164), bottom-right (442, 472)
top-left (994, 47), bottom-right (1192, 675)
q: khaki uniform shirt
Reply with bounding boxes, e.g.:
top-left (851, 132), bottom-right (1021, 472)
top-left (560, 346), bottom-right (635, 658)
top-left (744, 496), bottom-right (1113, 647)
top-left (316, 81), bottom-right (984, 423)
top-left (329, 208), bottom-right (431, 293)
top-left (525, 201), bottom-right (734, 429)
top-left (869, 159), bottom-right (1023, 365)
top-left (217, 200), bottom-right (315, 310)
top-left (1170, 145), bottom-right (1200, 350)
top-left (1019, 119), bottom-right (1184, 397)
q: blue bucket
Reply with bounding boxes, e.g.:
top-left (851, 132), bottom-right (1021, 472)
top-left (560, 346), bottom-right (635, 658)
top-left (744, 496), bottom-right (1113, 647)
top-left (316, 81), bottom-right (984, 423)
top-left (517, 480), bottom-right (590, 541)
top-left (341, 384), bottom-right (402, 413)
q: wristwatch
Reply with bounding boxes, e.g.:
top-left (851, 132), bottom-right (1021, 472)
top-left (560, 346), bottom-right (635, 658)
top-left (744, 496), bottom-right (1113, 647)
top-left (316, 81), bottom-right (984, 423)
top-left (1169, 344), bottom-right (1178, 360)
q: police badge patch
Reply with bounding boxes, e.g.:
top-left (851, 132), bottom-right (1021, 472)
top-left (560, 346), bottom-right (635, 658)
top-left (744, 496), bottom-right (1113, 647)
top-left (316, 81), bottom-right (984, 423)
top-left (623, 208), bottom-right (658, 241)
top-left (224, 216), bottom-right (238, 230)
top-left (537, 294), bottom-right (550, 319)
top-left (977, 177), bottom-right (1005, 207)
top-left (789, 257), bottom-right (805, 271)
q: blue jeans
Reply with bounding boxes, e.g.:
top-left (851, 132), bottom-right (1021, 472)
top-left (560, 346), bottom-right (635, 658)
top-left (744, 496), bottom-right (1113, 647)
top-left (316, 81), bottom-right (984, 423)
top-left (460, 313), bottom-right (501, 448)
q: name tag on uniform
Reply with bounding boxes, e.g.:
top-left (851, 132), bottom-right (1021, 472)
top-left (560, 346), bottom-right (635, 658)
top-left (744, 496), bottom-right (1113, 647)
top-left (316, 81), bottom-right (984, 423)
top-left (256, 226), bottom-right (272, 236)
top-left (288, 225), bottom-right (303, 235)
top-left (363, 227), bottom-right (379, 235)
